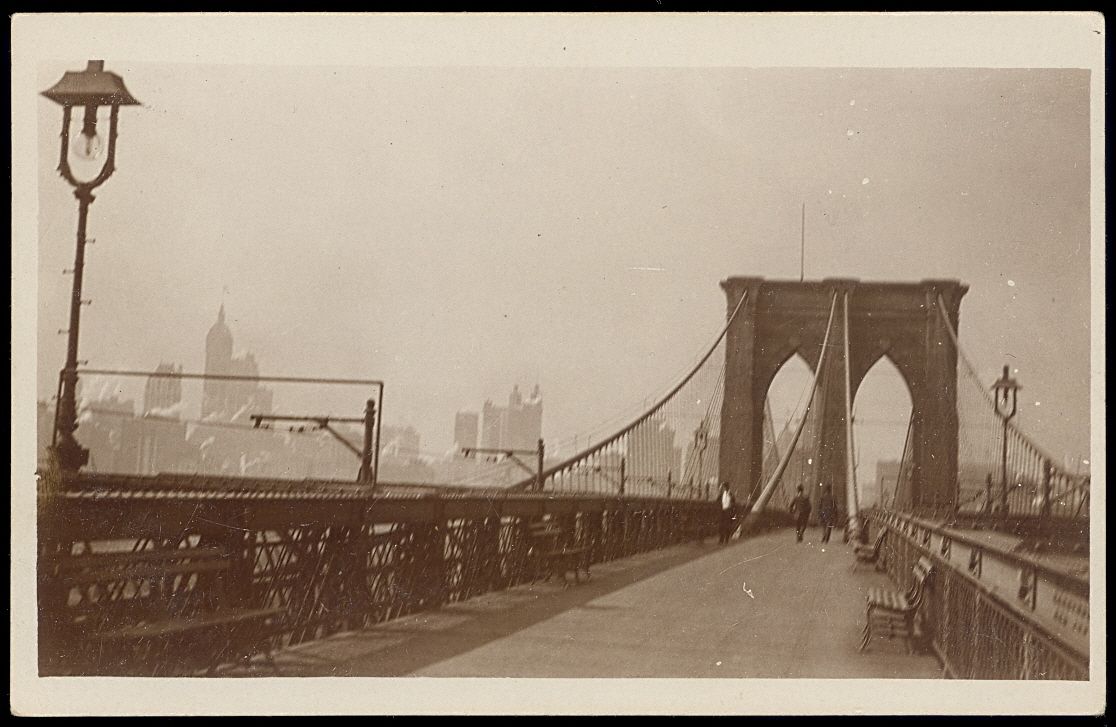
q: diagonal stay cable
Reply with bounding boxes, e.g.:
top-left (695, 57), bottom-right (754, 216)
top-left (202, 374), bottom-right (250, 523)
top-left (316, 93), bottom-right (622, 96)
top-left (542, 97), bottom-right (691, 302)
top-left (748, 292), bottom-right (838, 518)
top-left (935, 294), bottom-right (1086, 482)
top-left (507, 288), bottom-right (752, 492)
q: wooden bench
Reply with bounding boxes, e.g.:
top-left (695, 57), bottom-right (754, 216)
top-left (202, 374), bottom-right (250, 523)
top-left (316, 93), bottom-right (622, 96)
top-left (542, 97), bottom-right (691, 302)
top-left (59, 547), bottom-right (284, 675)
top-left (527, 521), bottom-right (591, 587)
top-left (858, 556), bottom-right (934, 654)
top-left (852, 527), bottom-right (888, 571)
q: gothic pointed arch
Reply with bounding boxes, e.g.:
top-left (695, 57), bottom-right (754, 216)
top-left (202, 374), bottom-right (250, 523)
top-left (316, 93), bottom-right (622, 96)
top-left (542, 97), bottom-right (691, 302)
top-left (719, 277), bottom-right (967, 512)
top-left (851, 351), bottom-right (915, 509)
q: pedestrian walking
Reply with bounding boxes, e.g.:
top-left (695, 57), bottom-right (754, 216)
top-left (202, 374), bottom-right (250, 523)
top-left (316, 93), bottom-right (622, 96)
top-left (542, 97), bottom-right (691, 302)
top-left (818, 483), bottom-right (837, 543)
top-left (789, 485), bottom-right (812, 543)
top-left (718, 482), bottom-right (737, 544)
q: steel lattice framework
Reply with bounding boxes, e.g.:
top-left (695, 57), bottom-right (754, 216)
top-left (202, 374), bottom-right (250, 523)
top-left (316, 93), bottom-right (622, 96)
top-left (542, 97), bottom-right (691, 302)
top-left (37, 473), bottom-right (719, 676)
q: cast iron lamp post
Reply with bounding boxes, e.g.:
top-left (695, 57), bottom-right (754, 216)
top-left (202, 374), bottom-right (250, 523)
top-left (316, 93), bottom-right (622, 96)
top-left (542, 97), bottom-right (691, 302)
top-left (41, 60), bottom-right (140, 471)
top-left (991, 364), bottom-right (1021, 516)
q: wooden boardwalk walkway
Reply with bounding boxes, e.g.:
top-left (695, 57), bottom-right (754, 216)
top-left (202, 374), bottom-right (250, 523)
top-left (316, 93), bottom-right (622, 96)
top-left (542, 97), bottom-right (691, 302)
top-left (230, 527), bottom-right (943, 679)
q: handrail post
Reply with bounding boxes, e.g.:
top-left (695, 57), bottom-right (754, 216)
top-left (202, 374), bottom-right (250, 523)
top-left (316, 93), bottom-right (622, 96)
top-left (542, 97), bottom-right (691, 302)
top-left (374, 384), bottom-right (383, 490)
top-left (536, 438), bottom-right (545, 492)
top-left (358, 398), bottom-right (376, 485)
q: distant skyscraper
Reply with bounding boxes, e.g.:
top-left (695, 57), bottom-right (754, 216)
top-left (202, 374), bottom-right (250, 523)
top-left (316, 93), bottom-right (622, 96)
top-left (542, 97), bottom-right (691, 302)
top-left (480, 384), bottom-right (542, 451)
top-left (509, 384), bottom-right (543, 451)
top-left (144, 362), bottom-right (183, 416)
top-left (202, 305), bottom-right (233, 418)
top-left (454, 411), bottom-right (479, 451)
top-left (201, 305), bottom-right (273, 421)
top-left (480, 400), bottom-right (502, 450)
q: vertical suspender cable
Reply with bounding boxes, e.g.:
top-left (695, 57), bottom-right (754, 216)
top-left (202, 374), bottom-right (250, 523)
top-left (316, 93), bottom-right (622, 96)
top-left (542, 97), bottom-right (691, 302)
top-left (510, 289), bottom-right (749, 492)
top-left (891, 415), bottom-right (914, 509)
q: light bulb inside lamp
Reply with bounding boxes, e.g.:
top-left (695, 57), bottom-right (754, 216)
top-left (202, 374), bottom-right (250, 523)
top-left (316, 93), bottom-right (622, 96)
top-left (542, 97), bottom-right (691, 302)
top-left (72, 105), bottom-right (104, 161)
top-left (74, 130), bottom-right (104, 161)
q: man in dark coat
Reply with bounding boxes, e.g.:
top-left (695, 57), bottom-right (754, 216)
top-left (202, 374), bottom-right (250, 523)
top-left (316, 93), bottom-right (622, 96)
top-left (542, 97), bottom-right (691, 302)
top-left (789, 485), bottom-right (812, 543)
top-left (818, 484), bottom-right (837, 543)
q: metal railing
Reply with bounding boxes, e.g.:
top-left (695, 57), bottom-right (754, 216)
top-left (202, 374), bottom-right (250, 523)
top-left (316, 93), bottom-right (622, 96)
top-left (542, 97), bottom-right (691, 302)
top-left (868, 508), bottom-right (1088, 680)
top-left (38, 471), bottom-right (719, 676)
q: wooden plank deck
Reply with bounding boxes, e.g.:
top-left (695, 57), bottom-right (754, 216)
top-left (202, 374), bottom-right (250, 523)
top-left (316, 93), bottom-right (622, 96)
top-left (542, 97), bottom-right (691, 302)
top-left (225, 527), bottom-right (943, 679)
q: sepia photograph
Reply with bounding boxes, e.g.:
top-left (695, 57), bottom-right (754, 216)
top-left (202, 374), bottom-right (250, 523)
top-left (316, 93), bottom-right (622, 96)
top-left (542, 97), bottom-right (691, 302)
top-left (10, 12), bottom-right (1105, 716)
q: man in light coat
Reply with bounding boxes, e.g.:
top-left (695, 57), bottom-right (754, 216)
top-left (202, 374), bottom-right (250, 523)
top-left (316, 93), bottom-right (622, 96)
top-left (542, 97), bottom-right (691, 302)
top-left (718, 482), bottom-right (737, 544)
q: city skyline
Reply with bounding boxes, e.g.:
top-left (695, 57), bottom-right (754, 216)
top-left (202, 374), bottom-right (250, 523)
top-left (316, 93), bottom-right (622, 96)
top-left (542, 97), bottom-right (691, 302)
top-left (32, 63), bottom-right (1091, 470)
top-left (35, 306), bottom-right (365, 479)
top-left (34, 301), bottom-right (551, 482)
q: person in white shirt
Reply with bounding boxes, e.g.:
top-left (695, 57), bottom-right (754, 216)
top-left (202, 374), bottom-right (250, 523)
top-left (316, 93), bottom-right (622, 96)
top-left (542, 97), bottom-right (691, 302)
top-left (718, 482), bottom-right (737, 544)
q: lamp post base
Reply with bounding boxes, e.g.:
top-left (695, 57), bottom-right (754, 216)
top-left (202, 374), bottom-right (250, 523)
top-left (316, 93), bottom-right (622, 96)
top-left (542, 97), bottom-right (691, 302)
top-left (54, 437), bottom-right (89, 473)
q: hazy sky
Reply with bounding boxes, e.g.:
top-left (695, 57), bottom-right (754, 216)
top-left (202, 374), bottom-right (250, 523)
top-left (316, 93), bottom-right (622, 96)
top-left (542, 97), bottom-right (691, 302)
top-left (35, 64), bottom-right (1091, 468)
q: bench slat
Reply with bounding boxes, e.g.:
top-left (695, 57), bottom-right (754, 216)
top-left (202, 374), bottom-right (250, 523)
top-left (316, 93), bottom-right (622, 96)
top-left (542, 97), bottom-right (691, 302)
top-left (866, 561), bottom-right (932, 615)
top-left (854, 529), bottom-right (888, 561)
top-left (64, 558), bottom-right (230, 586)
top-left (527, 522), bottom-right (590, 585)
top-left (59, 547), bottom-right (227, 570)
top-left (92, 607), bottom-right (283, 641)
top-left (859, 555), bottom-right (933, 654)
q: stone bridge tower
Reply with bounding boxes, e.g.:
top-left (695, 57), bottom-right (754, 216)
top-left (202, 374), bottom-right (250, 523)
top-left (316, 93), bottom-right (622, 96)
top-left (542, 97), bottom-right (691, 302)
top-left (718, 277), bottom-right (968, 514)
